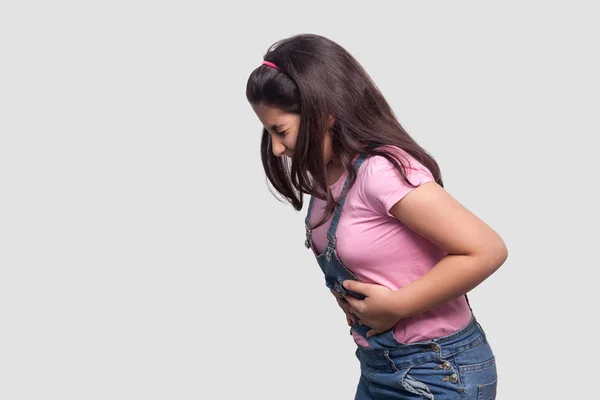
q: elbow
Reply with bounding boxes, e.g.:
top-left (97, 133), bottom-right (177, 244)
top-left (467, 234), bottom-right (507, 274)
top-left (486, 236), bottom-right (508, 272)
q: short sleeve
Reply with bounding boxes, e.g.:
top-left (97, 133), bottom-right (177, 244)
top-left (359, 148), bottom-right (434, 217)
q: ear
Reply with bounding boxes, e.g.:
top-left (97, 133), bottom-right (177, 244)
top-left (328, 114), bottom-right (336, 128)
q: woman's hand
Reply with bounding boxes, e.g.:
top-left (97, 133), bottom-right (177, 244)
top-left (341, 280), bottom-right (403, 337)
top-left (330, 289), bottom-right (357, 326)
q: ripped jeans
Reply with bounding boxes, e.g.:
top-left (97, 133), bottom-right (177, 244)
top-left (354, 317), bottom-right (497, 400)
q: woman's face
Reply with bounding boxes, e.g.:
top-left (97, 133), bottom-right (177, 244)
top-left (251, 103), bottom-right (300, 158)
top-left (251, 103), bottom-right (335, 163)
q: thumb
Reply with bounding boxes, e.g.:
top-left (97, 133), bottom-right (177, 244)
top-left (342, 280), bottom-right (370, 296)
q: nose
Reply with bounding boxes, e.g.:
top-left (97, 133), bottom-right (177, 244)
top-left (271, 136), bottom-right (286, 157)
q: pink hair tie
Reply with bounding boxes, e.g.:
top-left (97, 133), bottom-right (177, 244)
top-left (262, 60), bottom-right (280, 70)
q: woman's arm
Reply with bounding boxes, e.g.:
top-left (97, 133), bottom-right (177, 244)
top-left (387, 180), bottom-right (508, 319)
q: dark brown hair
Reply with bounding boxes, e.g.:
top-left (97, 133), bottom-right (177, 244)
top-left (246, 33), bottom-right (443, 228)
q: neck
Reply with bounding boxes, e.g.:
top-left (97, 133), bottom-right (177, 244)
top-left (328, 156), bottom-right (342, 167)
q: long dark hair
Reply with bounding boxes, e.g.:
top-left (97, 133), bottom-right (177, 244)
top-left (246, 33), bottom-right (443, 228)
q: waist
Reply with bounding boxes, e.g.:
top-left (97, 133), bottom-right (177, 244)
top-left (352, 296), bottom-right (473, 347)
top-left (356, 316), bottom-right (486, 370)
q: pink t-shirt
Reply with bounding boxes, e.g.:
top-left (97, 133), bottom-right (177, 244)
top-left (309, 146), bottom-right (472, 346)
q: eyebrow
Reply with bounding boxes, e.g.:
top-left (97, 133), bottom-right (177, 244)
top-left (268, 124), bottom-right (286, 131)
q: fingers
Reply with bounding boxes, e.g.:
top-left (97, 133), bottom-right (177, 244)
top-left (334, 297), bottom-right (357, 325)
top-left (336, 298), bottom-right (357, 318)
top-left (336, 297), bottom-right (359, 315)
top-left (348, 311), bottom-right (357, 325)
top-left (343, 294), bottom-right (364, 313)
top-left (334, 296), bottom-right (347, 309)
top-left (366, 329), bottom-right (382, 338)
top-left (332, 289), bottom-right (361, 326)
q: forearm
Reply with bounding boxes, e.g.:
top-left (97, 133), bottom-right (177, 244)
top-left (391, 250), bottom-right (506, 319)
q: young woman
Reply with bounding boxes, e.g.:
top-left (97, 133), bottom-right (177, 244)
top-left (246, 33), bottom-right (507, 400)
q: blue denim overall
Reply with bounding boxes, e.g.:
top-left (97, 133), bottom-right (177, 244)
top-left (304, 155), bottom-right (498, 399)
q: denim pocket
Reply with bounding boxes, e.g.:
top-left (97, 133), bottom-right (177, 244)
top-left (477, 378), bottom-right (497, 400)
top-left (452, 338), bottom-right (497, 399)
top-left (455, 354), bottom-right (497, 399)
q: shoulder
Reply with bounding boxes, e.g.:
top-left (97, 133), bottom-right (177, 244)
top-left (356, 146), bottom-right (435, 216)
top-left (359, 145), bottom-right (433, 183)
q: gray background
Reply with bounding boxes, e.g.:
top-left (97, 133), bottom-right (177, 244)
top-left (1, 1), bottom-right (598, 399)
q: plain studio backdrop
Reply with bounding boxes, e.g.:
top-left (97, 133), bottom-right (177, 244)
top-left (1, 1), bottom-right (598, 399)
